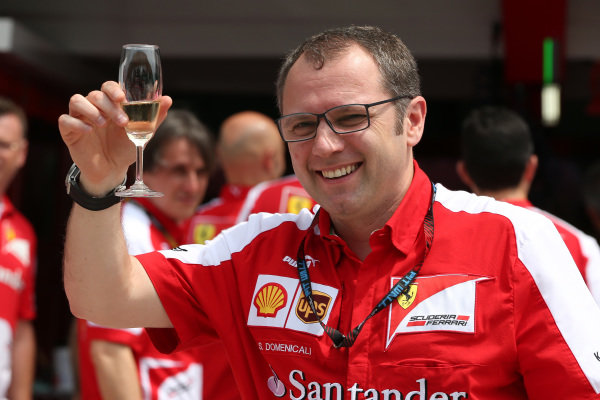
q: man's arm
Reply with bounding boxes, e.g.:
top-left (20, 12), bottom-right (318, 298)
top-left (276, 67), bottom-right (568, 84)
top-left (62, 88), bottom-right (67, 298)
top-left (64, 204), bottom-right (170, 328)
top-left (90, 340), bottom-right (142, 400)
top-left (59, 82), bottom-right (173, 328)
top-left (7, 320), bottom-right (35, 400)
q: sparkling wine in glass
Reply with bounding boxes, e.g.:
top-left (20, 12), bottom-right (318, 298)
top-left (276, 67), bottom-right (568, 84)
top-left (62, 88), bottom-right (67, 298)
top-left (116, 44), bottom-right (163, 197)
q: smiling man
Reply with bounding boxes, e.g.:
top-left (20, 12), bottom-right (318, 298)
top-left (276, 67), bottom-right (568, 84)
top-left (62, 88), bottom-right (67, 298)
top-left (59, 26), bottom-right (600, 399)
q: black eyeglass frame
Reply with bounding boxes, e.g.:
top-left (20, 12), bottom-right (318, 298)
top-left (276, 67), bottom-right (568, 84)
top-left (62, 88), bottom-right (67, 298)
top-left (276, 95), bottom-right (413, 143)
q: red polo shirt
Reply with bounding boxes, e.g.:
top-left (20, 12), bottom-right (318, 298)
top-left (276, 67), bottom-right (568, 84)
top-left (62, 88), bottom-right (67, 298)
top-left (140, 163), bottom-right (600, 399)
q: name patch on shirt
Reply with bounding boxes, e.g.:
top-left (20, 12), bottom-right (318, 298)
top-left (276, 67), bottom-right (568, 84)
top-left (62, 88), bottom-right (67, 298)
top-left (386, 274), bottom-right (492, 349)
top-left (248, 274), bottom-right (338, 336)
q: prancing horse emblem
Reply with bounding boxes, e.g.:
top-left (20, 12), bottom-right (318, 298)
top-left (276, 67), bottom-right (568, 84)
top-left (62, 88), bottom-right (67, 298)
top-left (397, 284), bottom-right (418, 309)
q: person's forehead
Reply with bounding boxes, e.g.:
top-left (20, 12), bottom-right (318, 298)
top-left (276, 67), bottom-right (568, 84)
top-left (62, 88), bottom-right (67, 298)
top-left (0, 114), bottom-right (24, 140)
top-left (294, 44), bottom-right (379, 80)
top-left (160, 137), bottom-right (204, 165)
top-left (282, 45), bottom-right (385, 112)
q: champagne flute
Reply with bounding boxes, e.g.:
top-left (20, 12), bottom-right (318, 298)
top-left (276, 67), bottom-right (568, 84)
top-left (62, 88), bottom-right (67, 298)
top-left (116, 44), bottom-right (163, 197)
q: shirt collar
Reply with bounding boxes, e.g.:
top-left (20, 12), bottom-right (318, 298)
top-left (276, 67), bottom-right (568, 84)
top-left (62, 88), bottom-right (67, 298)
top-left (315, 161), bottom-right (433, 256)
top-left (503, 198), bottom-right (532, 208)
top-left (0, 195), bottom-right (15, 219)
top-left (385, 161), bottom-right (433, 255)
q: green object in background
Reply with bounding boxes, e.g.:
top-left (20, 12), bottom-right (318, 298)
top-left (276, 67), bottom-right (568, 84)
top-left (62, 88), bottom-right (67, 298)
top-left (543, 37), bottom-right (555, 84)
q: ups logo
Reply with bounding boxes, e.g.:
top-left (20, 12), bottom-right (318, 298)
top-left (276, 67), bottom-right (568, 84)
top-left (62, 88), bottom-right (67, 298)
top-left (295, 290), bottom-right (332, 323)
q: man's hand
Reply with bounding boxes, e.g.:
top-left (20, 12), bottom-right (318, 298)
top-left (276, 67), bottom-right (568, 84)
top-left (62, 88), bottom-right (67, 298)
top-left (58, 81), bottom-right (172, 196)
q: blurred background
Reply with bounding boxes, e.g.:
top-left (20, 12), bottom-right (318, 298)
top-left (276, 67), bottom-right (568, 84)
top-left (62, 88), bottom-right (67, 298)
top-left (1, 0), bottom-right (600, 397)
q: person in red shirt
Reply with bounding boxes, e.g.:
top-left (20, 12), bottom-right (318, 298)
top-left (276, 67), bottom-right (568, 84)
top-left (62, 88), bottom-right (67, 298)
top-left (77, 110), bottom-right (240, 399)
top-left (187, 110), bottom-right (286, 244)
top-left (0, 97), bottom-right (37, 400)
top-left (456, 106), bottom-right (600, 303)
top-left (59, 26), bottom-right (600, 398)
top-left (236, 174), bottom-right (316, 223)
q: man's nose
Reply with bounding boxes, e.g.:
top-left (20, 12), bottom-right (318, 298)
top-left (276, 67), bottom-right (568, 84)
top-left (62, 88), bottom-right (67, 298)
top-left (181, 170), bottom-right (203, 190)
top-left (311, 117), bottom-right (344, 155)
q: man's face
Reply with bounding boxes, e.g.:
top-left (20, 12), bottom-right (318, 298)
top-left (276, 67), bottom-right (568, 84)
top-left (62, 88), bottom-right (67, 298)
top-left (281, 44), bottom-right (418, 223)
top-left (0, 114), bottom-right (27, 194)
top-left (144, 137), bottom-right (209, 223)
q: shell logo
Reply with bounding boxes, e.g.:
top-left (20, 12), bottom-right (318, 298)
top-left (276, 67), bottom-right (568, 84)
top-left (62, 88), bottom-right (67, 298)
top-left (254, 283), bottom-right (288, 317)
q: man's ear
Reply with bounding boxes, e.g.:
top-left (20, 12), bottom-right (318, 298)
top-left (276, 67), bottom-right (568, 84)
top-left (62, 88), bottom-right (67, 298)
top-left (522, 154), bottom-right (538, 184)
top-left (456, 160), bottom-right (476, 190)
top-left (261, 150), bottom-right (274, 173)
top-left (404, 96), bottom-right (427, 147)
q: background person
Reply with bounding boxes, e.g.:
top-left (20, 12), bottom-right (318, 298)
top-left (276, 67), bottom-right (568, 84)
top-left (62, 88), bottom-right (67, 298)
top-left (456, 105), bottom-right (600, 303)
top-left (58, 26), bottom-right (600, 398)
top-left (186, 110), bottom-right (286, 244)
top-left (235, 174), bottom-right (316, 224)
top-left (76, 110), bottom-right (240, 399)
top-left (0, 96), bottom-right (37, 400)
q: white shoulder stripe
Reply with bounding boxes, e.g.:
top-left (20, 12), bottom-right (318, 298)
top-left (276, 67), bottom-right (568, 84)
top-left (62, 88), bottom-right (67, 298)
top-left (435, 183), bottom-right (600, 393)
top-left (530, 206), bottom-right (600, 304)
top-left (159, 208), bottom-right (316, 266)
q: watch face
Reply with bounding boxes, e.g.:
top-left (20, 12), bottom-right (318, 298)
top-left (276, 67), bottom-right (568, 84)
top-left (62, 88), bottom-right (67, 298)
top-left (66, 163), bottom-right (80, 192)
top-left (68, 164), bottom-right (79, 179)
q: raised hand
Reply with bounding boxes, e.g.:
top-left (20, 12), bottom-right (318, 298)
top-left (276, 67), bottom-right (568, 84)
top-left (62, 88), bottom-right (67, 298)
top-left (58, 81), bottom-right (172, 196)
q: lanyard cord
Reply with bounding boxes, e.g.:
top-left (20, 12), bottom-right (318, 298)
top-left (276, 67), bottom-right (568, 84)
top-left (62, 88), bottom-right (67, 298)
top-left (296, 182), bottom-right (436, 348)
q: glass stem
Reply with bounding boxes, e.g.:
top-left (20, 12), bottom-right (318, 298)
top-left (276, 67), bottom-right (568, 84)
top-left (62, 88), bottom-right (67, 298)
top-left (134, 144), bottom-right (144, 184)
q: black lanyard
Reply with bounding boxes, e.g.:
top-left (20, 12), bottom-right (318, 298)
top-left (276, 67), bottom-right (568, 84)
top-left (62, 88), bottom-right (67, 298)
top-left (296, 182), bottom-right (436, 348)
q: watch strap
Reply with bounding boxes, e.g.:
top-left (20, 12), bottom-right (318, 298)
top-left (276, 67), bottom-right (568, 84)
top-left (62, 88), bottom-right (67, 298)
top-left (65, 163), bottom-right (125, 211)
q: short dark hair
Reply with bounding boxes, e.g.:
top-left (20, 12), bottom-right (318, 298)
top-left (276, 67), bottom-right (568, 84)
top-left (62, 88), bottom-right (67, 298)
top-left (275, 25), bottom-right (421, 121)
top-left (583, 161), bottom-right (600, 215)
top-left (460, 106), bottom-right (534, 191)
top-left (144, 109), bottom-right (215, 173)
top-left (0, 96), bottom-right (27, 138)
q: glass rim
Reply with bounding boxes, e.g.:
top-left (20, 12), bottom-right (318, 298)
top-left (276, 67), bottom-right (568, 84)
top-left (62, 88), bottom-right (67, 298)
top-left (122, 44), bottom-right (160, 50)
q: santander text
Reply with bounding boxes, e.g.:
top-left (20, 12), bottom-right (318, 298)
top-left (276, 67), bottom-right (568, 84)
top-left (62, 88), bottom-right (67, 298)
top-left (288, 370), bottom-right (467, 400)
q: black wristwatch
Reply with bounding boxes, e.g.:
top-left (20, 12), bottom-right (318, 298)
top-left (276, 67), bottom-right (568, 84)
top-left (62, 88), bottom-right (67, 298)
top-left (65, 163), bottom-right (126, 211)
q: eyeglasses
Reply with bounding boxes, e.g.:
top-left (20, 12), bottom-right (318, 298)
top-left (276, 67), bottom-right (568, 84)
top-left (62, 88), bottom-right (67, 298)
top-left (276, 95), bottom-right (412, 143)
